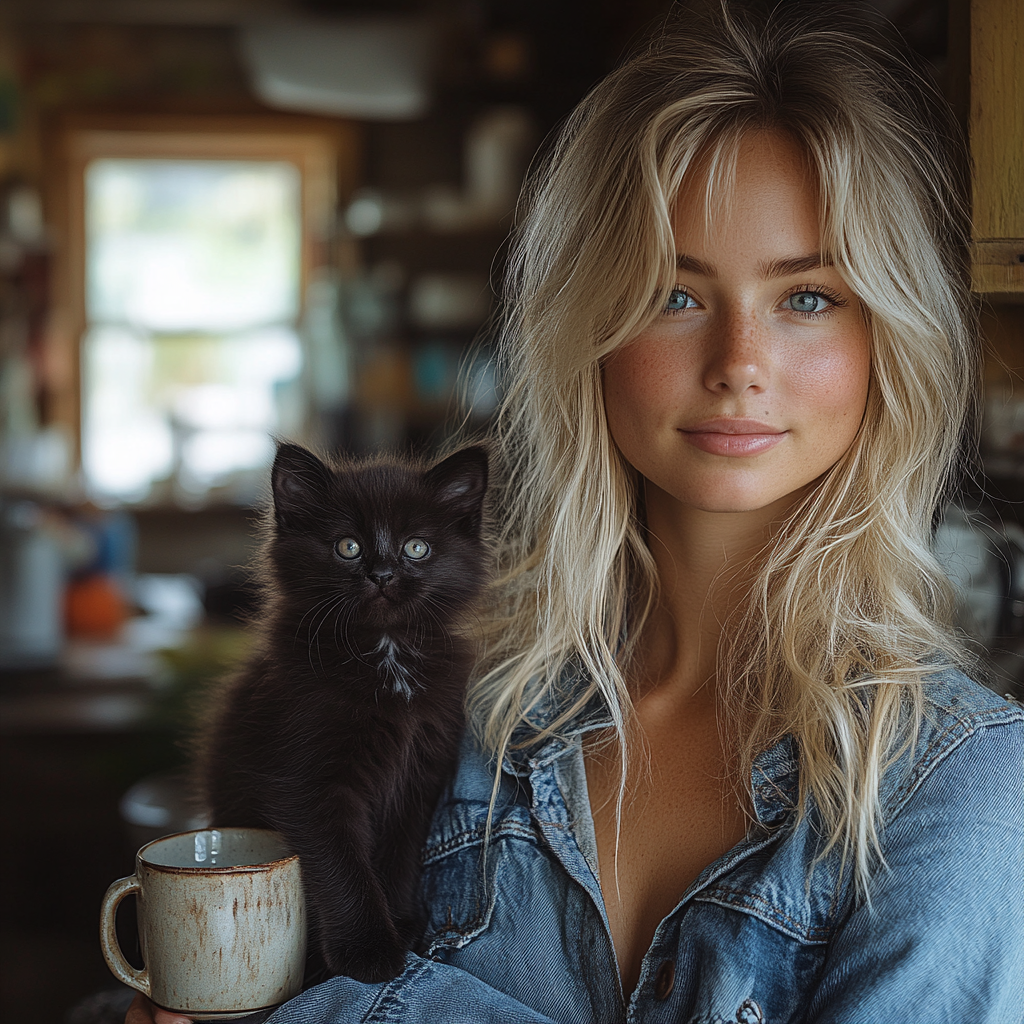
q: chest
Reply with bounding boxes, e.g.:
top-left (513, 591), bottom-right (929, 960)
top-left (585, 715), bottom-right (749, 995)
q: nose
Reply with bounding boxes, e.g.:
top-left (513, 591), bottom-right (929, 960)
top-left (367, 566), bottom-right (395, 587)
top-left (703, 310), bottom-right (766, 394)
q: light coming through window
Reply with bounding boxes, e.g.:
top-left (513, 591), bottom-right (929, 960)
top-left (82, 158), bottom-right (304, 505)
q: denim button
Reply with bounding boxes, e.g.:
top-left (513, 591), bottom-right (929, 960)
top-left (737, 997), bottom-right (764, 1023)
top-left (653, 959), bottom-right (675, 1000)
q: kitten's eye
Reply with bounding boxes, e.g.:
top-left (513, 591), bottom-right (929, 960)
top-left (403, 538), bottom-right (430, 560)
top-left (335, 537), bottom-right (361, 559)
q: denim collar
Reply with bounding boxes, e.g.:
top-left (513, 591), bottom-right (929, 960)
top-left (502, 672), bottom-right (612, 774)
top-left (749, 733), bottom-right (799, 825)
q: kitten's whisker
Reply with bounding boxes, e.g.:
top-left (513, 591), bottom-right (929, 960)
top-left (297, 593), bottom-right (343, 644)
top-left (419, 601), bottom-right (458, 661)
top-left (332, 600), bottom-right (359, 660)
top-left (335, 601), bottom-right (376, 669)
top-left (317, 595), bottom-right (352, 642)
top-left (304, 593), bottom-right (349, 676)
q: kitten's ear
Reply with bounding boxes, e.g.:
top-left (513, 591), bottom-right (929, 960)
top-left (424, 446), bottom-right (488, 516)
top-left (271, 443), bottom-right (332, 530)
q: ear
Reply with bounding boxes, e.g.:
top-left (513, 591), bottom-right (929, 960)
top-left (424, 446), bottom-right (488, 517)
top-left (271, 443), bottom-right (332, 530)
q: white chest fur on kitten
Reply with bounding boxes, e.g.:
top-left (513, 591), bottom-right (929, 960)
top-left (374, 634), bottom-right (416, 700)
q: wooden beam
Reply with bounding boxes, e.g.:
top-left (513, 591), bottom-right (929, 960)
top-left (970, 0), bottom-right (1024, 292)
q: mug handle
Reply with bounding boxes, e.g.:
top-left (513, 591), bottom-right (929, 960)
top-left (100, 875), bottom-right (150, 997)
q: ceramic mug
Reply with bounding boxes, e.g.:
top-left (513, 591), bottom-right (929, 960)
top-left (100, 827), bottom-right (306, 1020)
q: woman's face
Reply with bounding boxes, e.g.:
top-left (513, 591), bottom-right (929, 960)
top-left (602, 131), bottom-right (871, 517)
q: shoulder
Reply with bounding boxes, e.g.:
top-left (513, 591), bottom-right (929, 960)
top-left (920, 663), bottom-right (1021, 719)
top-left (882, 666), bottom-right (1024, 824)
top-left (806, 672), bottom-right (1024, 1022)
top-left (425, 729), bottom-right (531, 851)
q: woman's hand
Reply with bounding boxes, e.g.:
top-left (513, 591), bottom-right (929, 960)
top-left (126, 993), bottom-right (193, 1024)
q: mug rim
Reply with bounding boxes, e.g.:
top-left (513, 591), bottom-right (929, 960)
top-left (137, 826), bottom-right (299, 873)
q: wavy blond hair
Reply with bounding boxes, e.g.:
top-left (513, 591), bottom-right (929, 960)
top-left (469, 0), bottom-right (978, 896)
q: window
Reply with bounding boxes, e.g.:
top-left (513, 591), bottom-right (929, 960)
top-left (52, 117), bottom-right (352, 506)
top-left (83, 158), bottom-right (303, 503)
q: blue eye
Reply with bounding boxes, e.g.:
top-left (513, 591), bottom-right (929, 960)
top-left (786, 291), bottom-right (831, 314)
top-left (665, 287), bottom-right (696, 312)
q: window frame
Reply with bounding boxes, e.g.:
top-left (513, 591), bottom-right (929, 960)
top-left (45, 112), bottom-right (360, 475)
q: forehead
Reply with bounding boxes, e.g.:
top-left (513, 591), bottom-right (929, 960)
top-left (671, 131), bottom-right (821, 264)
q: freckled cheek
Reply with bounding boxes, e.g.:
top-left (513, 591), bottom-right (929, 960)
top-left (603, 340), bottom-right (695, 423)
top-left (784, 341), bottom-right (870, 436)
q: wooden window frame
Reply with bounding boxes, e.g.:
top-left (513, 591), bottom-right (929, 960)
top-left (44, 112), bottom-right (360, 463)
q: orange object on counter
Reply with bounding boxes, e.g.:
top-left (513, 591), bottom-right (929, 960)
top-left (65, 573), bottom-right (129, 638)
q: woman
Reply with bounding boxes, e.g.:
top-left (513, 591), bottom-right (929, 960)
top-left (132, 2), bottom-right (1024, 1022)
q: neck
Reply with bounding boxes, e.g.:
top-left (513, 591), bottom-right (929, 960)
top-left (631, 482), bottom-right (797, 706)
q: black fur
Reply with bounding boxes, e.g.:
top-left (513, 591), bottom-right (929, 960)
top-left (198, 443), bottom-right (488, 983)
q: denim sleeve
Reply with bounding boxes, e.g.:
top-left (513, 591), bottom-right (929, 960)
top-left (806, 718), bottom-right (1024, 1024)
top-left (264, 955), bottom-right (561, 1024)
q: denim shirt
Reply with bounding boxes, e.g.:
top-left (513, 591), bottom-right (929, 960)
top-left (268, 668), bottom-right (1024, 1024)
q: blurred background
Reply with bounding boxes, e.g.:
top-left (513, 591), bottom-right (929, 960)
top-left (0, 0), bottom-right (1020, 1021)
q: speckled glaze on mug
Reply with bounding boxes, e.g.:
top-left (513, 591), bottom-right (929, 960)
top-left (100, 828), bottom-right (306, 1020)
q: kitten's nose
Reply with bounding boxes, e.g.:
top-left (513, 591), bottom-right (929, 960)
top-left (368, 569), bottom-right (394, 587)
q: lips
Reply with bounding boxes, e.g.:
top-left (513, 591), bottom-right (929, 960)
top-left (680, 418), bottom-right (787, 456)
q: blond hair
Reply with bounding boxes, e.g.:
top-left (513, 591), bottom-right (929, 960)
top-left (470, 0), bottom-right (978, 896)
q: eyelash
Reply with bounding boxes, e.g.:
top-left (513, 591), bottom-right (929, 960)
top-left (663, 284), bottom-right (849, 319)
top-left (784, 284), bottom-right (848, 319)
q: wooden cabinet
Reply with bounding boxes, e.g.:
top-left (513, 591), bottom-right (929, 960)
top-left (970, 0), bottom-right (1024, 295)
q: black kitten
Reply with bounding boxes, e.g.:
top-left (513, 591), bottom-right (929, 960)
top-left (198, 442), bottom-right (488, 983)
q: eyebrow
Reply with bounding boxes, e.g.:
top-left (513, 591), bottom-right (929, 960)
top-left (675, 252), bottom-right (832, 279)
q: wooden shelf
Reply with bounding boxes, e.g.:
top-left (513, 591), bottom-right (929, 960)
top-left (973, 239), bottom-right (1024, 295)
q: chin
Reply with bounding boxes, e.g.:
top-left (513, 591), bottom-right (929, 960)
top-left (672, 482), bottom-right (807, 516)
top-left (361, 594), bottom-right (400, 626)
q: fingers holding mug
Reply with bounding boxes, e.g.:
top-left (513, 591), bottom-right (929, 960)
top-left (126, 993), bottom-right (193, 1024)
